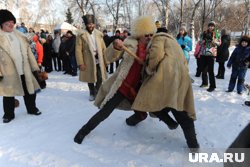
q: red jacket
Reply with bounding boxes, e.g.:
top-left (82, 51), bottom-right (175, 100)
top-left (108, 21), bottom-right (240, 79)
top-left (118, 43), bottom-right (147, 101)
top-left (33, 35), bottom-right (44, 65)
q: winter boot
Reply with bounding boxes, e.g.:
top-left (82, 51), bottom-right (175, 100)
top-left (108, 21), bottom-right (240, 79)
top-left (88, 83), bottom-right (96, 101)
top-left (245, 101), bottom-right (250, 106)
top-left (217, 70), bottom-right (225, 79)
top-left (154, 111), bottom-right (179, 130)
top-left (126, 112), bottom-right (147, 126)
top-left (74, 125), bottom-right (91, 144)
top-left (173, 110), bottom-right (199, 153)
top-left (181, 121), bottom-right (199, 153)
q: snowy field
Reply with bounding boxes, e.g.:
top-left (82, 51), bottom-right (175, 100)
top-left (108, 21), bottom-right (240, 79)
top-left (0, 49), bottom-right (249, 167)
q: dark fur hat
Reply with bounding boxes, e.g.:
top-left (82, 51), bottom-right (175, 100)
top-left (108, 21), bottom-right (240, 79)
top-left (239, 35), bottom-right (250, 46)
top-left (0, 9), bottom-right (16, 26)
top-left (82, 14), bottom-right (95, 25)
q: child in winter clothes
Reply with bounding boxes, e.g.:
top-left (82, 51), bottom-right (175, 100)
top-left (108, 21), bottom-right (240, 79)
top-left (227, 35), bottom-right (250, 94)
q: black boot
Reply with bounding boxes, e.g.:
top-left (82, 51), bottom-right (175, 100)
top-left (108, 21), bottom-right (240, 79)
top-left (172, 110), bottom-right (199, 152)
top-left (154, 110), bottom-right (179, 130)
top-left (245, 101), bottom-right (250, 106)
top-left (88, 83), bottom-right (96, 101)
top-left (126, 112), bottom-right (147, 126)
top-left (74, 125), bottom-right (91, 144)
top-left (181, 120), bottom-right (199, 152)
top-left (216, 69), bottom-right (225, 79)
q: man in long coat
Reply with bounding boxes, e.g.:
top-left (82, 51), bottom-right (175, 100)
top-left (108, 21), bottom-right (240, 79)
top-left (131, 32), bottom-right (199, 151)
top-left (75, 14), bottom-right (107, 101)
top-left (0, 10), bottom-right (41, 123)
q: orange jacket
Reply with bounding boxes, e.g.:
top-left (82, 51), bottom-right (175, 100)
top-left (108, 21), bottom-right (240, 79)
top-left (33, 35), bottom-right (44, 65)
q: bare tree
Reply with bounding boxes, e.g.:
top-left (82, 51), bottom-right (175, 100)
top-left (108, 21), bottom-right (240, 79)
top-left (122, 0), bottom-right (132, 29)
top-left (105, 0), bottom-right (123, 33)
top-left (244, 0), bottom-right (250, 35)
top-left (152, 0), bottom-right (170, 27)
top-left (201, 0), bottom-right (223, 30)
top-left (189, 0), bottom-right (202, 46)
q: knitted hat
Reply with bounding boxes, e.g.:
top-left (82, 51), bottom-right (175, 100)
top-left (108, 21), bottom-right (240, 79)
top-left (82, 14), bottom-right (95, 25)
top-left (0, 9), bottom-right (16, 25)
top-left (131, 16), bottom-right (157, 38)
top-left (208, 21), bottom-right (216, 27)
top-left (179, 26), bottom-right (187, 32)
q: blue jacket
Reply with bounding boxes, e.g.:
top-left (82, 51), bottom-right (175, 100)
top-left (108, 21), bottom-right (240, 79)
top-left (176, 35), bottom-right (192, 62)
top-left (227, 45), bottom-right (250, 69)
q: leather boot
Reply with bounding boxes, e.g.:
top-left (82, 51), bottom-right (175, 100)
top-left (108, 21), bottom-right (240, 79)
top-left (126, 112), bottom-right (147, 126)
top-left (154, 110), bottom-right (179, 130)
top-left (74, 125), bottom-right (91, 144)
top-left (181, 120), bottom-right (199, 153)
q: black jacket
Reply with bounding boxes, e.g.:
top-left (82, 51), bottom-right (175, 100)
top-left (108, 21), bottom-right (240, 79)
top-left (216, 34), bottom-right (231, 62)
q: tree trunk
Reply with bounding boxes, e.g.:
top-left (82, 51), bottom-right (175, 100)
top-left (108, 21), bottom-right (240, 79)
top-left (165, 0), bottom-right (170, 28)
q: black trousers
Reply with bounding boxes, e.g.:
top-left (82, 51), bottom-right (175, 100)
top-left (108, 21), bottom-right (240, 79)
top-left (77, 91), bottom-right (126, 135)
top-left (200, 56), bottom-right (216, 88)
top-left (217, 62), bottom-right (225, 77)
top-left (195, 58), bottom-right (202, 77)
top-left (109, 60), bottom-right (120, 73)
top-left (2, 75), bottom-right (38, 119)
top-left (52, 52), bottom-right (62, 71)
top-left (88, 64), bottom-right (102, 95)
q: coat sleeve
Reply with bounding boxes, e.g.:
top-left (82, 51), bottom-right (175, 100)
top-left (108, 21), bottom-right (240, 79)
top-left (75, 35), bottom-right (85, 66)
top-left (100, 38), bottom-right (108, 66)
top-left (185, 37), bottom-right (192, 52)
top-left (105, 43), bottom-right (123, 64)
top-left (145, 36), bottom-right (165, 75)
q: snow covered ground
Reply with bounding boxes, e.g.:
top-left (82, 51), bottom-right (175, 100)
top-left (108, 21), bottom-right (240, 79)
top-left (0, 49), bottom-right (249, 167)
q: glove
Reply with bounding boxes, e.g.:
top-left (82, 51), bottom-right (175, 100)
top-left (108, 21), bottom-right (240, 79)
top-left (181, 45), bottom-right (185, 49)
top-left (33, 71), bottom-right (40, 81)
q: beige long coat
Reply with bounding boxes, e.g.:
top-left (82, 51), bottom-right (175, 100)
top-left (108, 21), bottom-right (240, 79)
top-left (75, 29), bottom-right (107, 83)
top-left (132, 33), bottom-right (196, 120)
top-left (0, 29), bottom-right (40, 96)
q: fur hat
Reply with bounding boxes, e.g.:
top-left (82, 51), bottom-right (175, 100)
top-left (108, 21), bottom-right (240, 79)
top-left (0, 9), bottom-right (16, 26)
top-left (208, 21), bottom-right (216, 27)
top-left (131, 16), bottom-right (157, 38)
top-left (82, 14), bottom-right (95, 25)
top-left (239, 35), bottom-right (250, 46)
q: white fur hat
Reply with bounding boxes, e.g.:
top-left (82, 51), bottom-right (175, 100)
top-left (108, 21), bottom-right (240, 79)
top-left (131, 16), bottom-right (157, 38)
